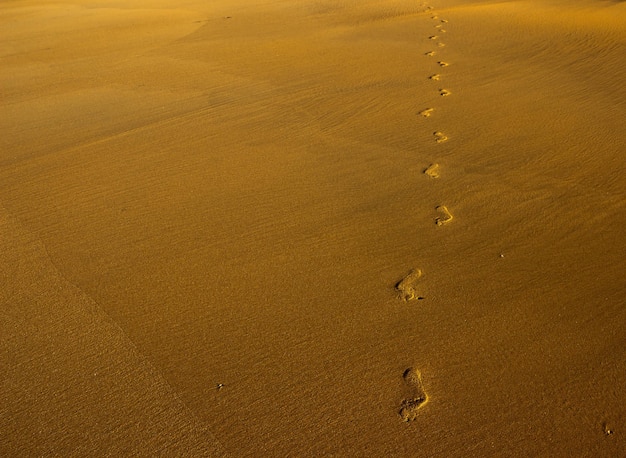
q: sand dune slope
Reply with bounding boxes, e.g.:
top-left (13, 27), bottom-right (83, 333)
top-left (0, 205), bottom-right (225, 455)
top-left (1, 0), bottom-right (625, 455)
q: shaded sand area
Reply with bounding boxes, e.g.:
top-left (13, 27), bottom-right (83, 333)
top-left (1, 0), bottom-right (625, 455)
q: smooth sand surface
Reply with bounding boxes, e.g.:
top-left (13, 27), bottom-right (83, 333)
top-left (1, 0), bottom-right (625, 455)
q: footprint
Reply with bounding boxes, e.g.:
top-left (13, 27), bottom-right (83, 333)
top-left (434, 131), bottom-right (448, 143)
top-left (437, 42), bottom-right (446, 47)
top-left (399, 368), bottom-right (428, 422)
top-left (429, 74), bottom-right (441, 81)
top-left (425, 51), bottom-right (436, 57)
top-left (439, 89), bottom-right (451, 97)
top-left (435, 205), bottom-right (453, 225)
top-left (437, 61), bottom-right (449, 67)
top-left (395, 269), bottom-right (424, 301)
top-left (418, 108), bottom-right (434, 118)
top-left (424, 163), bottom-right (440, 178)
top-left (431, 15), bottom-right (439, 19)
top-left (429, 35), bottom-right (438, 40)
top-left (441, 19), bottom-right (448, 23)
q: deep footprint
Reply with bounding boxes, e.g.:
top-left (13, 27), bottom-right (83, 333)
top-left (424, 163), bottom-right (440, 178)
top-left (418, 108), bottom-right (434, 117)
top-left (434, 131), bottom-right (448, 143)
top-left (438, 61), bottom-right (449, 67)
top-left (439, 89), bottom-right (451, 96)
top-left (435, 205), bottom-right (454, 225)
top-left (395, 269), bottom-right (424, 301)
top-left (399, 368), bottom-right (428, 422)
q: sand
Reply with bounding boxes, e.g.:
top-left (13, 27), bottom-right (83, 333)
top-left (1, 0), bottom-right (625, 455)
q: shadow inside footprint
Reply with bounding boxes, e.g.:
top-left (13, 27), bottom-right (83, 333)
top-left (399, 367), bottom-right (428, 422)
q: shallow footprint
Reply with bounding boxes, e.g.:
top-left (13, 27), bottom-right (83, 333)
top-left (434, 131), bottom-right (448, 143)
top-left (425, 51), bottom-right (436, 56)
top-left (429, 74), bottom-right (441, 81)
top-left (439, 89), bottom-right (451, 96)
top-left (418, 108), bottom-right (434, 117)
top-left (438, 61), bottom-right (449, 67)
top-left (435, 205), bottom-right (454, 225)
top-left (424, 163), bottom-right (440, 178)
top-left (437, 42), bottom-right (446, 47)
top-left (399, 368), bottom-right (428, 422)
top-left (429, 35), bottom-right (438, 40)
top-left (395, 269), bottom-right (424, 301)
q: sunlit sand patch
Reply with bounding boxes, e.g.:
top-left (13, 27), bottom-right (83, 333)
top-left (399, 368), bottom-right (428, 422)
top-left (435, 205), bottom-right (454, 225)
top-left (395, 269), bottom-right (424, 301)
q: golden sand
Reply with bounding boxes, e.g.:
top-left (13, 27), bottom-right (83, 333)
top-left (1, 0), bottom-right (625, 455)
